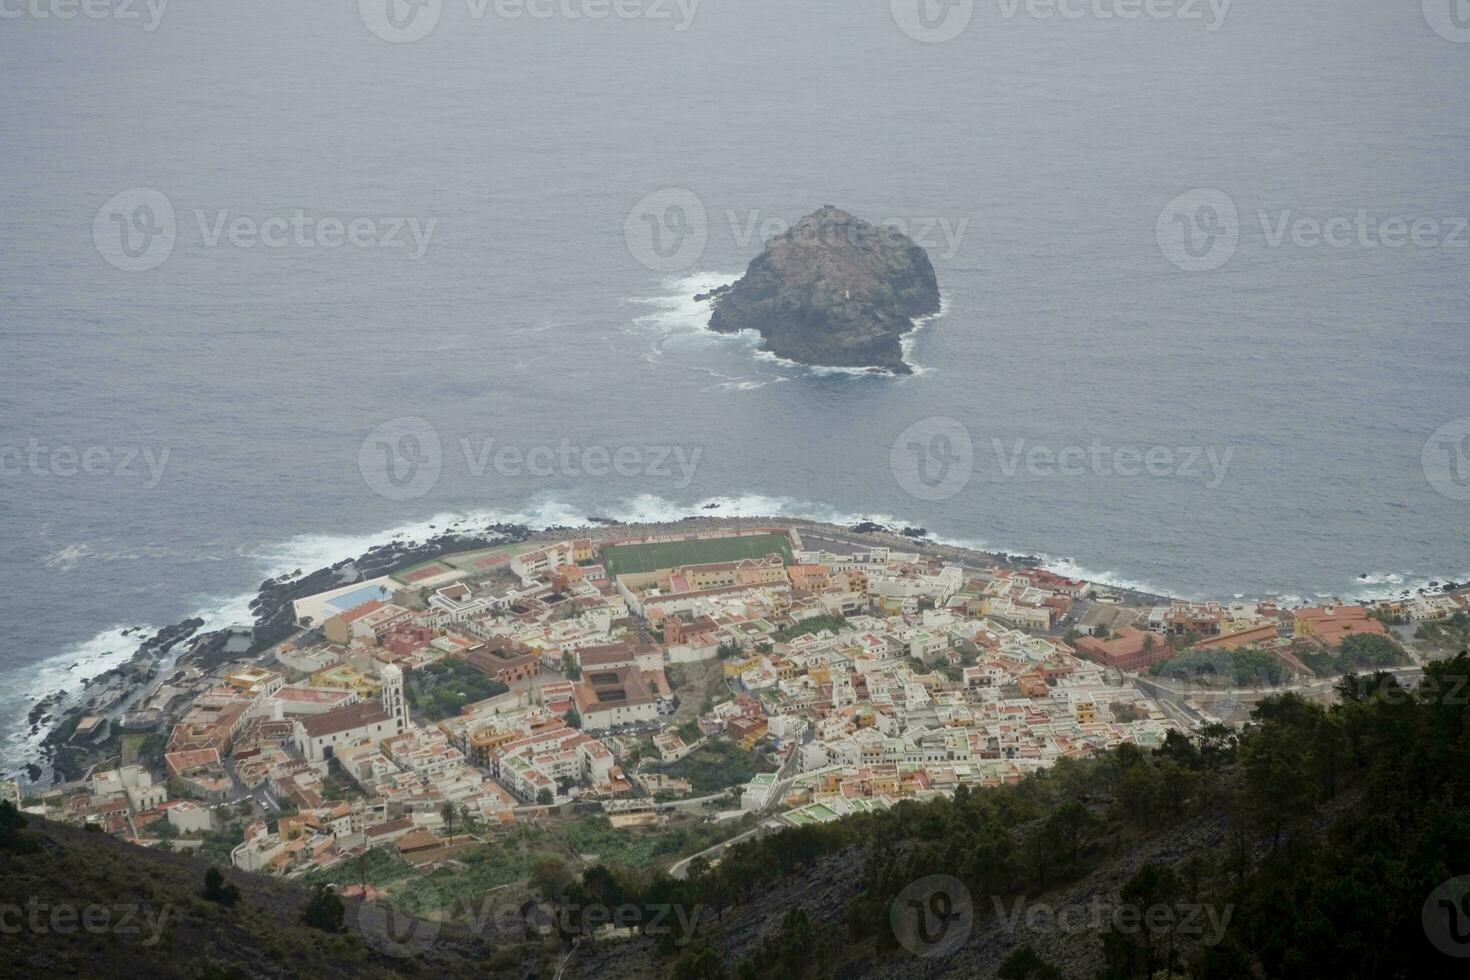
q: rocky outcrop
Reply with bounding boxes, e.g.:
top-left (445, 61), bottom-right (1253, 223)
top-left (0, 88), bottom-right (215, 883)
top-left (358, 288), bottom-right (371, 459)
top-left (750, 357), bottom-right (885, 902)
top-left (699, 206), bottom-right (941, 374)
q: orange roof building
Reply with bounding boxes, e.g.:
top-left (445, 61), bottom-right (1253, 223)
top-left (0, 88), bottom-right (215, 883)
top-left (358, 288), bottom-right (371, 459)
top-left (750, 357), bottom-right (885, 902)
top-left (1075, 626), bottom-right (1173, 672)
top-left (1294, 605), bottom-right (1387, 647)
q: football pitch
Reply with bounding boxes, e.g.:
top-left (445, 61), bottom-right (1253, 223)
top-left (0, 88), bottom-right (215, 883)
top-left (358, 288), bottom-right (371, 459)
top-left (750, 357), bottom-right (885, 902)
top-left (600, 533), bottom-right (793, 577)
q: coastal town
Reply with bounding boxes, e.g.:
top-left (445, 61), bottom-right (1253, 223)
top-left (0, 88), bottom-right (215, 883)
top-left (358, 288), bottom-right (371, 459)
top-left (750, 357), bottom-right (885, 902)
top-left (9, 522), bottom-right (1468, 906)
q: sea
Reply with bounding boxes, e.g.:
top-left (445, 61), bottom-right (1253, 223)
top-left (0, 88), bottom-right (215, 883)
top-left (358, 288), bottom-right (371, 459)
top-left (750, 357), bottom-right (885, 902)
top-left (2, 0), bottom-right (1467, 777)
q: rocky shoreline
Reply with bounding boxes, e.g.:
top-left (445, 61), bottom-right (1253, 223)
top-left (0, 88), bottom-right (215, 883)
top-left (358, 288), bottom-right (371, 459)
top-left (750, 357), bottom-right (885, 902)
top-left (20, 521), bottom-right (538, 786)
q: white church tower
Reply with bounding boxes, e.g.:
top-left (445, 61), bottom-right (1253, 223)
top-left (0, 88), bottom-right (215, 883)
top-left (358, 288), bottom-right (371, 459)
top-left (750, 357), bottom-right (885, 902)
top-left (381, 663), bottom-right (408, 733)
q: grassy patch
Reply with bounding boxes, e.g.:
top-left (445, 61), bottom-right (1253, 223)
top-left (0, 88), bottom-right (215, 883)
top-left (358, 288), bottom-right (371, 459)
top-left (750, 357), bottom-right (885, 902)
top-left (777, 614), bottom-right (848, 641)
top-left (321, 760), bottom-right (367, 802)
top-left (1414, 610), bottom-right (1470, 650)
top-left (120, 733), bottom-right (166, 767)
top-left (300, 846), bottom-right (416, 889)
top-left (601, 533), bottom-right (792, 577)
top-left (392, 841), bottom-right (551, 915)
top-left (662, 739), bottom-right (774, 795)
top-left (198, 822), bottom-right (247, 866)
top-left (551, 815), bottom-right (753, 871)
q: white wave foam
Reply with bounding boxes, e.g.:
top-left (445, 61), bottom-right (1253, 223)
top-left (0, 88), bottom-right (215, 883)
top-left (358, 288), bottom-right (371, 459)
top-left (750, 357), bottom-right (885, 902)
top-left (898, 296), bottom-right (949, 376)
top-left (748, 347), bottom-right (898, 378)
top-left (1357, 571), bottom-right (1406, 586)
top-left (0, 580), bottom-right (278, 779)
top-left (243, 511), bottom-right (497, 580)
top-left (1023, 556), bottom-right (1184, 600)
top-left (629, 272), bottom-right (941, 380)
top-left (1341, 569), bottom-right (1470, 603)
top-left (0, 623), bottom-right (154, 775)
top-left (42, 541), bottom-right (191, 570)
top-left (43, 542), bottom-right (93, 570)
top-left (628, 271), bottom-right (742, 339)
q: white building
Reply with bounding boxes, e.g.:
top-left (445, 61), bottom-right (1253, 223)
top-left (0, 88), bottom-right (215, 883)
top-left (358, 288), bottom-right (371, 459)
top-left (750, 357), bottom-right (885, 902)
top-left (510, 542), bottom-right (576, 585)
top-left (165, 801), bottom-right (214, 835)
top-left (293, 668), bottom-right (406, 763)
top-left (91, 766), bottom-right (167, 812)
top-left (231, 822), bottom-right (287, 872)
top-left (740, 772), bottom-right (780, 811)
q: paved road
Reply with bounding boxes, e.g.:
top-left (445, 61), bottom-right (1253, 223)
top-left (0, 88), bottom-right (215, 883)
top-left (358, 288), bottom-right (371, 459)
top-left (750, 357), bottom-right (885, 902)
top-left (668, 821), bottom-right (772, 880)
top-left (1130, 675), bottom-right (1210, 730)
top-left (1134, 665), bottom-right (1429, 729)
top-left (1143, 665), bottom-right (1425, 699)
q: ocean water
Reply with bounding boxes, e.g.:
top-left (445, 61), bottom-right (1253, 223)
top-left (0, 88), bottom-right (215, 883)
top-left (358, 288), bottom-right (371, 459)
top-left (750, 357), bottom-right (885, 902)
top-left (2, 0), bottom-right (1468, 775)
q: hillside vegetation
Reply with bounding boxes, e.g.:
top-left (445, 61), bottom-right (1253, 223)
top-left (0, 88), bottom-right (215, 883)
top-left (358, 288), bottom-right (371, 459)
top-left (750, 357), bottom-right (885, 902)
top-left (6, 653), bottom-right (1468, 979)
top-left (561, 653), bottom-right (1470, 979)
top-left (0, 810), bottom-right (505, 979)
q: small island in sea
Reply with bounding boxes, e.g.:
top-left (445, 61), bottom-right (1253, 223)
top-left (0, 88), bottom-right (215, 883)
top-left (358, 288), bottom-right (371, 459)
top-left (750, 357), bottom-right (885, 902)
top-left (696, 206), bottom-right (941, 374)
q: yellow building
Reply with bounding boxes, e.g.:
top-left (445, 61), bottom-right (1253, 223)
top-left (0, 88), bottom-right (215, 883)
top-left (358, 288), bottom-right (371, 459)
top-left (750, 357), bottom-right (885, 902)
top-left (722, 654), bottom-right (762, 678)
top-left (876, 594), bottom-right (907, 615)
top-left (666, 555), bottom-right (788, 593)
top-left (223, 667), bottom-right (283, 699)
top-left (465, 726), bottom-right (521, 768)
top-left (870, 771), bottom-right (901, 796)
top-left (309, 664), bottom-right (380, 699)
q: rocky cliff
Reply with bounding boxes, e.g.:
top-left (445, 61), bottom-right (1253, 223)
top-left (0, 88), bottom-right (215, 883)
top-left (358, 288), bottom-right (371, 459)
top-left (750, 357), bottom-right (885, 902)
top-left (700, 206), bottom-right (941, 374)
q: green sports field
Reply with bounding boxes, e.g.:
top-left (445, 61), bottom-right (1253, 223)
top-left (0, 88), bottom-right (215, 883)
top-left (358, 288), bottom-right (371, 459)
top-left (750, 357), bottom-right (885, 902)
top-left (601, 533), bottom-right (793, 577)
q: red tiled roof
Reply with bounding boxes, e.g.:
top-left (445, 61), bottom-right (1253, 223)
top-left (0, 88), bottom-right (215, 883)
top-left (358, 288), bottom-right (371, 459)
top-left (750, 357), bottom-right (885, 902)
top-left (334, 599), bottom-right (383, 624)
top-left (299, 700), bottom-right (390, 738)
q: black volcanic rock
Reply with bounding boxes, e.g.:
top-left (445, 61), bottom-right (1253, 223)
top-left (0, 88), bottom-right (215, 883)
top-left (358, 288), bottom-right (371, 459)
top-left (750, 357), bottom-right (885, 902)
top-left (701, 206), bottom-right (940, 373)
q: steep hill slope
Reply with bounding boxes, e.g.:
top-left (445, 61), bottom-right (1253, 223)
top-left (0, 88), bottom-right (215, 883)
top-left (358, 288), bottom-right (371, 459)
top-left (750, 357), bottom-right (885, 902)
top-left (0, 815), bottom-right (502, 979)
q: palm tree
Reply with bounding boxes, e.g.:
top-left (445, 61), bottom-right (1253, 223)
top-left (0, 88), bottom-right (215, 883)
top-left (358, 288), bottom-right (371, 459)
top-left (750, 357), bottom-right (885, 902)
top-left (440, 800), bottom-right (457, 840)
